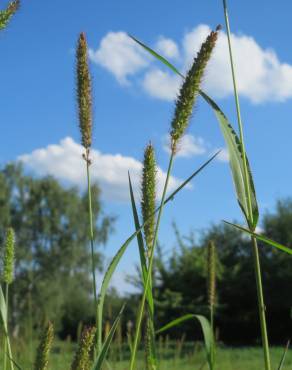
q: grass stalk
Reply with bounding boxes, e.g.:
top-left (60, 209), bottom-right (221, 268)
top-left (129, 151), bottom-right (175, 370)
top-left (85, 154), bottom-right (100, 356)
top-left (222, 1), bottom-right (271, 369)
top-left (3, 283), bottom-right (8, 370)
top-left (86, 155), bottom-right (98, 311)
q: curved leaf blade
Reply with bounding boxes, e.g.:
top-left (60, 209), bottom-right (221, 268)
top-left (156, 314), bottom-right (214, 369)
top-left (128, 172), bottom-right (154, 315)
top-left (224, 221), bottom-right (292, 255)
top-left (200, 91), bottom-right (258, 229)
top-left (129, 35), bottom-right (184, 78)
top-left (92, 304), bottom-right (125, 370)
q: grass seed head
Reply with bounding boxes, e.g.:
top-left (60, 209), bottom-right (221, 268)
top-left (71, 326), bottom-right (96, 370)
top-left (170, 27), bottom-right (219, 153)
top-left (76, 32), bottom-right (93, 154)
top-left (141, 143), bottom-right (157, 256)
top-left (0, 0), bottom-right (20, 31)
top-left (3, 227), bottom-right (15, 285)
top-left (34, 321), bottom-right (54, 370)
top-left (207, 240), bottom-right (216, 310)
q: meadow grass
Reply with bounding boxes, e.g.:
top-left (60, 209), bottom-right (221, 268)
top-left (1, 341), bottom-right (291, 370)
top-left (1, 1), bottom-right (291, 369)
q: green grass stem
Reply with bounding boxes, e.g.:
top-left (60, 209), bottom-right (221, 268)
top-left (129, 151), bottom-right (175, 370)
top-left (85, 157), bottom-right (98, 351)
top-left (222, 1), bottom-right (271, 369)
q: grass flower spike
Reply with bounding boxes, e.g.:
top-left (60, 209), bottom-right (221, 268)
top-left (141, 143), bottom-right (157, 257)
top-left (76, 32), bottom-right (93, 154)
top-left (71, 327), bottom-right (96, 370)
top-left (207, 240), bottom-right (216, 310)
top-left (170, 26), bottom-right (219, 153)
top-left (34, 322), bottom-right (54, 370)
top-left (3, 227), bottom-right (15, 285)
top-left (0, 0), bottom-right (20, 31)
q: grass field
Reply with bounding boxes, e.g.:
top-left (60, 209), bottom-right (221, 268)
top-left (3, 341), bottom-right (291, 370)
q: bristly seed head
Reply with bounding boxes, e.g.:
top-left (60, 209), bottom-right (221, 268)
top-left (76, 32), bottom-right (93, 156)
top-left (207, 240), bottom-right (216, 310)
top-left (141, 143), bottom-right (156, 257)
top-left (71, 326), bottom-right (96, 370)
top-left (34, 321), bottom-right (54, 370)
top-left (3, 227), bottom-right (15, 285)
top-left (170, 27), bottom-right (219, 153)
top-left (0, 0), bottom-right (20, 31)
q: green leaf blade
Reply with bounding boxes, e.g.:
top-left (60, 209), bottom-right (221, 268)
top-left (92, 304), bottom-right (125, 370)
top-left (224, 221), bottom-right (292, 255)
top-left (200, 91), bottom-right (259, 229)
top-left (128, 172), bottom-right (154, 315)
top-left (156, 314), bottom-right (214, 369)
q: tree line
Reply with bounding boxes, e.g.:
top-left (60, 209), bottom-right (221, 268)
top-left (0, 163), bottom-right (291, 344)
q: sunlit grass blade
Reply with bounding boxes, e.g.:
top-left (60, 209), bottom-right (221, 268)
top-left (0, 285), bottom-right (14, 370)
top-left (224, 221), bottom-right (292, 255)
top-left (277, 340), bottom-right (290, 370)
top-left (200, 91), bottom-right (258, 230)
top-left (129, 35), bottom-right (184, 78)
top-left (92, 304), bottom-right (125, 370)
top-left (128, 172), bottom-right (154, 315)
top-left (222, 1), bottom-right (270, 369)
top-left (156, 314), bottom-right (214, 369)
top-left (96, 153), bottom-right (218, 352)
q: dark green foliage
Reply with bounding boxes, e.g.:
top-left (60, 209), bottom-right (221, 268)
top-left (0, 163), bottom-right (114, 335)
top-left (153, 200), bottom-right (292, 344)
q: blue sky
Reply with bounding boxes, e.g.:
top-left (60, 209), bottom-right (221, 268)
top-left (1, 0), bottom-right (292, 292)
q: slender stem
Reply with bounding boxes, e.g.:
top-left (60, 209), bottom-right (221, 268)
top-left (3, 284), bottom-right (8, 370)
top-left (210, 305), bottom-right (214, 369)
top-left (129, 152), bottom-right (175, 370)
top-left (222, 1), bottom-right (271, 369)
top-left (222, 0), bottom-right (252, 221)
top-left (86, 157), bottom-right (97, 305)
top-left (251, 236), bottom-right (271, 370)
top-left (85, 155), bottom-right (98, 348)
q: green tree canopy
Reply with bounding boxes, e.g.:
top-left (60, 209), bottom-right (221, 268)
top-left (153, 201), bottom-right (292, 345)
top-left (0, 163), bottom-right (115, 337)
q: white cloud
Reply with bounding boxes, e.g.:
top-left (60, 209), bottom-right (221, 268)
top-left (216, 148), bottom-right (229, 162)
top-left (88, 31), bottom-right (149, 85)
top-left (142, 69), bottom-right (181, 100)
top-left (163, 134), bottom-right (207, 158)
top-left (155, 36), bottom-right (179, 59)
top-left (18, 137), bottom-right (186, 203)
top-left (92, 26), bottom-right (292, 103)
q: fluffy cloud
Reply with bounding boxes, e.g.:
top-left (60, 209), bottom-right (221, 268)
top-left (88, 31), bottom-right (149, 85)
top-left (90, 25), bottom-right (292, 103)
top-left (18, 137), bottom-right (185, 203)
top-left (143, 69), bottom-right (181, 101)
top-left (163, 134), bottom-right (207, 158)
top-left (155, 36), bottom-right (179, 59)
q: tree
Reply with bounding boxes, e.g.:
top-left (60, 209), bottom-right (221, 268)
top-left (154, 201), bottom-right (292, 345)
top-left (0, 163), bottom-right (115, 337)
